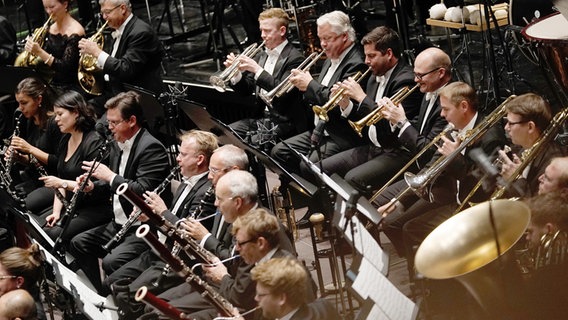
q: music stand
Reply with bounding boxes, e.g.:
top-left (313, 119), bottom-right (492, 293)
top-left (123, 83), bottom-right (171, 137)
top-left (177, 97), bottom-right (235, 145)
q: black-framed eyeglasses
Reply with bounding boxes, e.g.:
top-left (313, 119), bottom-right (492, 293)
top-left (107, 119), bottom-right (126, 127)
top-left (414, 67), bottom-right (442, 80)
top-left (503, 117), bottom-right (528, 126)
top-left (101, 4), bottom-right (121, 16)
top-left (236, 237), bottom-right (257, 247)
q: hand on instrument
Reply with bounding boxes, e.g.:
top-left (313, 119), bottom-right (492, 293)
top-left (289, 69), bottom-right (313, 91)
top-left (498, 149), bottom-right (521, 180)
top-left (81, 160), bottom-right (114, 183)
top-left (330, 82), bottom-right (350, 109)
top-left (377, 200), bottom-right (399, 218)
top-left (236, 54), bottom-right (261, 74)
top-left (179, 218), bottom-right (208, 241)
top-left (223, 52), bottom-right (237, 68)
top-left (340, 77), bottom-right (366, 103)
top-left (437, 135), bottom-right (460, 156)
top-left (135, 210), bottom-right (149, 222)
top-left (44, 212), bottom-right (60, 227)
top-left (10, 136), bottom-right (34, 154)
top-left (143, 191), bottom-right (167, 215)
top-left (38, 176), bottom-right (65, 189)
top-left (75, 173), bottom-right (94, 193)
top-left (379, 97), bottom-right (406, 125)
top-left (24, 37), bottom-right (41, 55)
top-left (3, 146), bottom-right (22, 163)
top-left (203, 257), bottom-right (228, 284)
top-left (78, 38), bottom-right (102, 57)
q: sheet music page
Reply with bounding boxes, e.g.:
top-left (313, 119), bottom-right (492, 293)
top-left (352, 256), bottom-right (417, 320)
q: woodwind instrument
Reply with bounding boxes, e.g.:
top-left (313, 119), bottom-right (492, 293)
top-left (29, 154), bottom-right (69, 210)
top-left (102, 165), bottom-right (180, 252)
top-left (135, 286), bottom-right (189, 320)
top-left (116, 183), bottom-right (218, 265)
top-left (3, 111), bottom-right (22, 185)
top-left (136, 224), bottom-right (237, 318)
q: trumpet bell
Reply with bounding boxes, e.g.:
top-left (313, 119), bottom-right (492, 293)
top-left (209, 73), bottom-right (228, 92)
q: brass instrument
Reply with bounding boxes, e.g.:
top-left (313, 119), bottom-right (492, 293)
top-left (136, 224), bottom-right (237, 318)
top-left (491, 107), bottom-right (568, 199)
top-left (102, 165), bottom-right (179, 252)
top-left (78, 21), bottom-right (108, 96)
top-left (415, 199), bottom-right (530, 318)
top-left (135, 286), bottom-right (189, 320)
top-left (271, 186), bottom-right (298, 241)
top-left (209, 41), bottom-right (266, 92)
top-left (313, 67), bottom-right (373, 122)
top-left (349, 83), bottom-right (420, 137)
top-left (14, 14), bottom-right (53, 67)
top-left (259, 49), bottom-right (326, 108)
top-left (534, 230), bottom-right (568, 270)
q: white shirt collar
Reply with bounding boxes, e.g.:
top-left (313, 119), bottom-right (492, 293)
top-left (117, 127), bottom-right (140, 152)
top-left (329, 43), bottom-right (355, 67)
top-left (182, 171), bottom-right (208, 188)
top-left (114, 13), bottom-right (134, 37)
top-left (266, 39), bottom-right (288, 57)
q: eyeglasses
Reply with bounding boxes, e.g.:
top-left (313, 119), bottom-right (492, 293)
top-left (209, 167), bottom-right (229, 175)
top-left (236, 237), bottom-right (257, 247)
top-left (0, 275), bottom-right (16, 280)
top-left (319, 33), bottom-right (343, 43)
top-left (414, 67), bottom-right (442, 80)
top-left (503, 117), bottom-right (528, 126)
top-left (101, 4), bottom-right (121, 16)
top-left (107, 119), bottom-right (126, 127)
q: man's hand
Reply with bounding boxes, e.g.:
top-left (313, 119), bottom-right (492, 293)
top-left (499, 149), bottom-right (521, 180)
top-left (378, 200), bottom-right (398, 218)
top-left (236, 54), bottom-right (262, 74)
top-left (339, 77), bottom-right (366, 103)
top-left (179, 219), bottom-right (209, 241)
top-left (78, 38), bottom-right (103, 58)
top-left (203, 257), bottom-right (228, 284)
top-left (289, 69), bottom-right (313, 92)
top-left (143, 191), bottom-right (167, 215)
top-left (379, 97), bottom-right (407, 125)
top-left (437, 135), bottom-right (460, 156)
top-left (81, 161), bottom-right (115, 182)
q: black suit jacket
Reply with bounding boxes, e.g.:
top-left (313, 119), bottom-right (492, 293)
top-left (104, 15), bottom-right (164, 95)
top-left (162, 175), bottom-right (215, 230)
top-left (290, 299), bottom-right (341, 320)
top-left (304, 45), bottom-right (368, 149)
top-left (232, 42), bottom-right (309, 133)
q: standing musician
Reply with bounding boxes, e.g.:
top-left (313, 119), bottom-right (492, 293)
top-left (101, 130), bottom-right (219, 296)
top-left (498, 93), bottom-right (566, 198)
top-left (270, 10), bottom-right (367, 175)
top-left (227, 8), bottom-right (308, 144)
top-left (8, 78), bottom-right (62, 215)
top-left (111, 145), bottom-right (249, 320)
top-left (23, 0), bottom-right (85, 93)
top-left (317, 26), bottom-right (423, 195)
top-left (68, 91), bottom-right (171, 294)
top-left (78, 0), bottom-right (164, 115)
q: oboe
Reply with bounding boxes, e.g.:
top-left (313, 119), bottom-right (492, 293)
top-left (102, 165), bottom-right (180, 252)
top-left (29, 154), bottom-right (70, 210)
top-left (153, 186), bottom-right (216, 287)
top-left (116, 183), bottom-right (218, 264)
top-left (136, 224), bottom-right (236, 318)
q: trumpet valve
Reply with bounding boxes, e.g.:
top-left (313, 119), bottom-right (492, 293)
top-left (309, 213), bottom-right (326, 241)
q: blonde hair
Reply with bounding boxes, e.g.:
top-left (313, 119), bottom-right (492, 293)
top-left (0, 244), bottom-right (42, 290)
top-left (259, 8), bottom-right (290, 28)
top-left (232, 208), bottom-right (280, 247)
top-left (179, 130), bottom-right (219, 160)
top-left (439, 81), bottom-right (478, 112)
top-left (251, 258), bottom-right (307, 307)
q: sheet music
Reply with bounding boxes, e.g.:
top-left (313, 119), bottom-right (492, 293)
top-left (352, 256), bottom-right (418, 320)
top-left (339, 202), bottom-right (388, 274)
top-left (37, 242), bottom-right (119, 320)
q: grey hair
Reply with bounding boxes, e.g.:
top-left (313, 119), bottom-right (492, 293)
top-left (219, 170), bottom-right (258, 204)
top-left (99, 0), bottom-right (131, 9)
top-left (213, 145), bottom-right (249, 170)
top-left (317, 10), bottom-right (356, 42)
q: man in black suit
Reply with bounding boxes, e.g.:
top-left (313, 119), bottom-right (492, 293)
top-left (227, 8), bottom-right (308, 144)
top-left (68, 91), bottom-right (170, 294)
top-left (317, 26), bottom-right (424, 195)
top-left (271, 10), bottom-right (368, 175)
top-left (78, 0), bottom-right (164, 115)
top-left (102, 130), bottom-right (219, 295)
top-left (251, 257), bottom-right (339, 320)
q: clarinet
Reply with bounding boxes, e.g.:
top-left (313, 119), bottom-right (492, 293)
top-left (29, 154), bottom-right (70, 210)
top-left (4, 111), bottom-right (22, 184)
top-left (102, 165), bottom-right (180, 252)
top-left (116, 183), bottom-right (218, 264)
top-left (136, 224), bottom-right (236, 318)
top-left (153, 186), bottom-right (216, 287)
top-left (134, 286), bottom-right (189, 320)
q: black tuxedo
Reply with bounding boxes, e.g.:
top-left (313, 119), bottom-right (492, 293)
top-left (318, 61), bottom-right (424, 194)
top-left (69, 128), bottom-right (170, 294)
top-left (271, 45), bottom-right (368, 175)
top-left (289, 299), bottom-right (341, 320)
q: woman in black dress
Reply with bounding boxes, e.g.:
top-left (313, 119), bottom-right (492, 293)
top-left (40, 91), bottom-right (112, 243)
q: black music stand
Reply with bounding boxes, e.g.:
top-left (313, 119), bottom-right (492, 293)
top-left (177, 98), bottom-right (235, 145)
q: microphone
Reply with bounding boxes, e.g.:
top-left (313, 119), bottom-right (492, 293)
top-left (95, 121), bottom-right (110, 139)
top-left (310, 120), bottom-right (326, 147)
top-left (469, 148), bottom-right (501, 191)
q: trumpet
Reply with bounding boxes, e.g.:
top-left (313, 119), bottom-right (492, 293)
top-left (209, 41), bottom-right (265, 92)
top-left (313, 67), bottom-right (373, 122)
top-left (349, 83), bottom-right (420, 137)
top-left (259, 50), bottom-right (326, 108)
top-left (15, 14), bottom-right (53, 67)
top-left (78, 20), bottom-right (108, 96)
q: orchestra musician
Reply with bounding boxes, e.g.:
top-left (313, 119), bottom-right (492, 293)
top-left (112, 145), bottom-right (249, 320)
top-left (68, 91), bottom-right (171, 294)
top-left (0, 289), bottom-right (37, 320)
top-left (270, 10), bottom-right (367, 175)
top-left (227, 7), bottom-right (308, 145)
top-left (317, 26), bottom-right (423, 195)
top-left (23, 0), bottom-right (85, 93)
top-left (537, 156), bottom-right (568, 196)
top-left (78, 0), bottom-right (164, 115)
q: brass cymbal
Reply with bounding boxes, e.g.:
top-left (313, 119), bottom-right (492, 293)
top-left (415, 199), bottom-right (530, 279)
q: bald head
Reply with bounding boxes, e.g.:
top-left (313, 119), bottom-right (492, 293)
top-left (539, 157), bottom-right (568, 195)
top-left (0, 289), bottom-right (36, 320)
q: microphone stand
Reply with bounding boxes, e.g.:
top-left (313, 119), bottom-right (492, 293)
top-left (51, 136), bottom-right (112, 258)
top-left (309, 119), bottom-right (326, 173)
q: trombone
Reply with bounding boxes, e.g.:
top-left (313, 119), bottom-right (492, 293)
top-left (259, 49), bottom-right (326, 108)
top-left (349, 83), bottom-right (420, 137)
top-left (209, 41), bottom-right (265, 92)
top-left (313, 67), bottom-right (373, 122)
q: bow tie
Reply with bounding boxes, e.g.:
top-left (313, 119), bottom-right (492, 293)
top-left (111, 30), bottom-right (121, 39)
top-left (425, 92), bottom-right (437, 101)
top-left (376, 75), bottom-right (386, 84)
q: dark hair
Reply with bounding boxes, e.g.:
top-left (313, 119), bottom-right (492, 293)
top-left (104, 91), bottom-right (144, 124)
top-left (361, 26), bottom-right (401, 58)
top-left (53, 91), bottom-right (96, 132)
top-left (15, 77), bottom-right (53, 129)
top-left (506, 93), bottom-right (552, 132)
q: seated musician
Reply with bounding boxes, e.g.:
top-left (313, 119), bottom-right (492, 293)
top-left (0, 289), bottom-right (37, 320)
top-left (537, 156), bottom-right (568, 196)
top-left (317, 26), bottom-right (423, 195)
top-left (110, 144), bottom-right (250, 318)
top-left (142, 171), bottom-right (296, 319)
top-left (102, 130), bottom-right (219, 296)
top-left (225, 8), bottom-right (309, 147)
top-left (68, 91), bottom-right (171, 294)
top-left (270, 10), bottom-right (367, 175)
top-left (250, 257), bottom-right (338, 320)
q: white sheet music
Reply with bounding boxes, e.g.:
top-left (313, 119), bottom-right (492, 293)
top-left (352, 256), bottom-right (418, 320)
top-left (36, 242), bottom-right (119, 320)
top-left (338, 204), bottom-right (388, 275)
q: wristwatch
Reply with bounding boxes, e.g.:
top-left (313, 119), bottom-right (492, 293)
top-left (61, 182), bottom-right (68, 189)
top-left (396, 119), bottom-right (408, 129)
